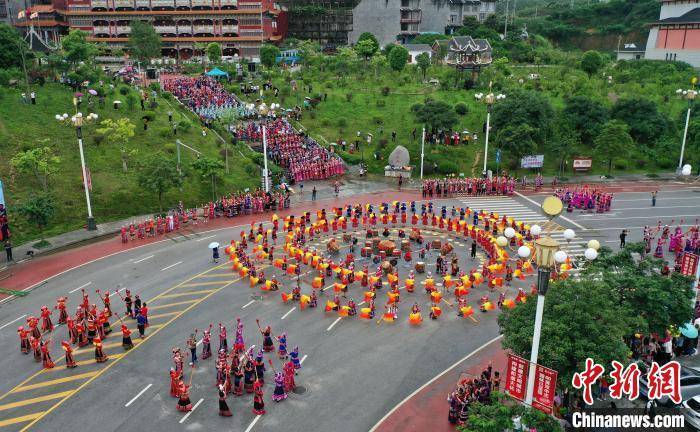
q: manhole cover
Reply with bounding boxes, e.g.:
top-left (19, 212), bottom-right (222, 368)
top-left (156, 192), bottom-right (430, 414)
top-left (292, 385), bottom-right (307, 395)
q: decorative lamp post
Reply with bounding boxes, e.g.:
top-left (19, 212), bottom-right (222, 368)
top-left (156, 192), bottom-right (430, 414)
top-left (676, 80), bottom-right (697, 174)
top-left (56, 110), bottom-right (99, 231)
top-left (475, 84), bottom-right (506, 176)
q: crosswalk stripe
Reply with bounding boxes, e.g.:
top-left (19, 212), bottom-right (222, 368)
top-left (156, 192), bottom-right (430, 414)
top-left (149, 300), bottom-right (198, 311)
top-left (12, 372), bottom-right (98, 393)
top-left (0, 412), bottom-right (45, 427)
top-left (0, 391), bottom-right (73, 412)
top-left (158, 289), bottom-right (217, 299)
top-left (180, 281), bottom-right (228, 287)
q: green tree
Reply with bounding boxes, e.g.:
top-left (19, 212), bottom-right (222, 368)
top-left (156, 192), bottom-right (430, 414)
top-left (97, 118), bottom-right (136, 172)
top-left (297, 40), bottom-right (320, 70)
top-left (563, 95), bottom-right (609, 146)
top-left (383, 43), bottom-right (396, 59)
top-left (194, 41), bottom-right (208, 66)
top-left (492, 89), bottom-right (554, 147)
top-left (415, 52), bottom-right (431, 80)
top-left (61, 29), bottom-right (98, 68)
top-left (10, 147), bottom-right (61, 192)
top-left (191, 156), bottom-right (224, 200)
top-left (580, 50), bottom-right (604, 77)
top-left (499, 278), bottom-right (630, 388)
top-left (128, 21), bottom-right (162, 64)
top-left (0, 24), bottom-right (31, 70)
top-left (206, 42), bottom-right (222, 64)
top-left (388, 45), bottom-right (409, 71)
top-left (495, 124), bottom-right (538, 166)
top-left (18, 194), bottom-right (55, 239)
top-left (369, 53), bottom-right (388, 79)
top-left (260, 44), bottom-right (280, 68)
top-left (461, 16), bottom-right (480, 34)
top-left (137, 152), bottom-right (181, 212)
top-left (610, 97), bottom-right (668, 145)
top-left (595, 120), bottom-right (634, 174)
top-left (355, 39), bottom-right (378, 61)
top-left (413, 100), bottom-right (459, 131)
top-left (357, 32), bottom-right (379, 55)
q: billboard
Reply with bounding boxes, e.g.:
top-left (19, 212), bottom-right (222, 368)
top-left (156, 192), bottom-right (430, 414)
top-left (520, 155), bottom-right (544, 169)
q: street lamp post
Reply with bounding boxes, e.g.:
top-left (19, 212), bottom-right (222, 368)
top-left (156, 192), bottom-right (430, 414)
top-left (420, 127), bottom-right (426, 180)
top-left (475, 86), bottom-right (506, 176)
top-left (56, 111), bottom-right (99, 231)
top-left (676, 83), bottom-right (697, 174)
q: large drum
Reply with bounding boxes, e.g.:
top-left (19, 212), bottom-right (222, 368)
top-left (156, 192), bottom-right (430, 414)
top-left (361, 247), bottom-right (372, 257)
top-left (431, 239), bottom-right (442, 249)
top-left (372, 237), bottom-right (381, 252)
top-left (441, 243), bottom-right (454, 255)
top-left (343, 233), bottom-right (352, 243)
top-left (381, 260), bottom-right (393, 275)
top-left (392, 249), bottom-right (402, 257)
top-left (415, 261), bottom-right (426, 273)
top-left (401, 240), bottom-right (411, 252)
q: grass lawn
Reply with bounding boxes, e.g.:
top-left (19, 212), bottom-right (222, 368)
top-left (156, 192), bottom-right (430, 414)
top-left (0, 82), bottom-right (260, 245)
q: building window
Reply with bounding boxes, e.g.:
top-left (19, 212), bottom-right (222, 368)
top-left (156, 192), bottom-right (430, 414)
top-left (479, 13), bottom-right (485, 21)
top-left (450, 14), bottom-right (458, 23)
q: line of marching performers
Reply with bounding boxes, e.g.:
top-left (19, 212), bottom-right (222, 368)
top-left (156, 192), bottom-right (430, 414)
top-left (645, 222), bottom-right (700, 270)
top-left (422, 177), bottom-right (516, 198)
top-left (169, 319), bottom-right (302, 417)
top-left (554, 185), bottom-right (613, 213)
top-left (17, 288), bottom-right (146, 369)
top-left (448, 365), bottom-right (499, 425)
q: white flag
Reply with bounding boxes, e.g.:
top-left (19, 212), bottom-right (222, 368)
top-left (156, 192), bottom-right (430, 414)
top-left (17, 10), bottom-right (25, 18)
top-left (30, 11), bottom-right (38, 19)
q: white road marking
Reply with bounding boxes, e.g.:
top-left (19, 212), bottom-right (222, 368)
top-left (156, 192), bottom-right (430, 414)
top-left (514, 191), bottom-right (586, 230)
top-left (0, 314), bottom-right (27, 331)
top-left (244, 414), bottom-right (262, 432)
top-left (300, 354), bottom-right (308, 364)
top-left (133, 255), bottom-right (154, 264)
top-left (161, 261), bottom-right (183, 271)
top-left (196, 235), bottom-right (217, 242)
top-left (587, 224), bottom-right (696, 231)
top-left (109, 288), bottom-right (126, 297)
top-left (125, 383), bottom-right (152, 407)
top-left (69, 282), bottom-right (92, 294)
top-left (178, 397), bottom-right (204, 423)
top-left (322, 284), bottom-right (334, 292)
top-left (242, 300), bottom-right (256, 309)
top-left (584, 214), bottom-right (700, 221)
top-left (368, 335), bottom-right (503, 432)
top-left (281, 307), bottom-right (296, 320)
top-left (326, 317), bottom-right (342, 331)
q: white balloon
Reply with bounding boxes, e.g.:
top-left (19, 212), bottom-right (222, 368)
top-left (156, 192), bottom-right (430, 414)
top-left (518, 246), bottom-right (531, 258)
top-left (563, 229), bottom-right (576, 240)
top-left (587, 239), bottom-right (600, 250)
top-left (530, 225), bottom-right (541, 236)
top-left (682, 165), bottom-right (692, 176)
top-left (504, 227), bottom-right (516, 238)
top-left (55, 114), bottom-right (62, 120)
top-left (584, 248), bottom-right (598, 261)
top-left (554, 250), bottom-right (568, 264)
top-left (496, 236), bottom-right (508, 247)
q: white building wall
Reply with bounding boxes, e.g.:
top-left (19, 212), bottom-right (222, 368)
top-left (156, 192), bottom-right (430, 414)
top-left (659, 0), bottom-right (700, 20)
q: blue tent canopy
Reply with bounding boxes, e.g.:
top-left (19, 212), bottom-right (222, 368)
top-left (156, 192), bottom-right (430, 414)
top-left (206, 67), bottom-right (229, 77)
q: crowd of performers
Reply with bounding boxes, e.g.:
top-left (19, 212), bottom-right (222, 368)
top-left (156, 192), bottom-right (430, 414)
top-left (17, 288), bottom-right (147, 369)
top-left (169, 319), bottom-right (302, 417)
top-left (644, 222), bottom-right (700, 271)
top-left (161, 76), bottom-right (237, 120)
top-left (422, 177), bottom-right (517, 198)
top-left (236, 119), bottom-right (345, 184)
top-left (448, 365), bottom-right (500, 425)
top-left (119, 190), bottom-right (290, 243)
top-left (554, 185), bottom-right (614, 213)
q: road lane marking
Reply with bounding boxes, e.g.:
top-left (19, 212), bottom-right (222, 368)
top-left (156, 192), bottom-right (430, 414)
top-left (368, 335), bottom-right (503, 432)
top-left (0, 315), bottom-right (27, 331)
top-left (196, 235), bottom-right (217, 242)
top-left (326, 317), bottom-right (342, 331)
top-left (161, 261), bottom-right (183, 271)
top-left (133, 255), bottom-right (154, 264)
top-left (159, 289), bottom-right (217, 299)
top-left (73, 339), bottom-right (142, 356)
top-left (12, 372), bottom-right (98, 393)
top-left (148, 311), bottom-right (180, 320)
top-left (125, 383), bottom-right (152, 407)
top-left (514, 191), bottom-right (586, 230)
top-left (181, 281), bottom-right (229, 287)
top-left (300, 355), bottom-right (308, 364)
top-left (179, 398), bottom-right (204, 424)
top-left (244, 414), bottom-right (262, 432)
top-left (69, 282), bottom-right (92, 294)
top-left (149, 300), bottom-right (198, 311)
top-left (0, 391), bottom-right (73, 412)
top-left (0, 412), bottom-right (45, 427)
top-left (281, 307), bottom-right (296, 320)
top-left (41, 353), bottom-right (126, 372)
top-left (109, 288), bottom-right (126, 298)
top-left (242, 300), bottom-right (255, 309)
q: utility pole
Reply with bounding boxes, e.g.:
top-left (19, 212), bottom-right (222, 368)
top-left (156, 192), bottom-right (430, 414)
top-left (503, 0), bottom-right (510, 39)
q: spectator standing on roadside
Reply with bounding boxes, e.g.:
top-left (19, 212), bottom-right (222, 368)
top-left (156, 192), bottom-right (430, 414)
top-left (4, 239), bottom-right (12, 263)
top-left (651, 191), bottom-right (657, 207)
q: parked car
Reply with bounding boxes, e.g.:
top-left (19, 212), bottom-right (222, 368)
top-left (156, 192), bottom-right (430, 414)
top-left (640, 365), bottom-right (700, 406)
top-left (683, 396), bottom-right (700, 430)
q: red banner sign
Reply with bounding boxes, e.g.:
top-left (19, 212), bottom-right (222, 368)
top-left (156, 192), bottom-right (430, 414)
top-left (532, 364), bottom-right (558, 414)
top-left (505, 354), bottom-right (529, 401)
top-left (681, 253), bottom-right (699, 277)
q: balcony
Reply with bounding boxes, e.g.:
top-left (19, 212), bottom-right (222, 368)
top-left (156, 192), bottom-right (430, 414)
top-left (191, 0), bottom-right (212, 6)
top-left (174, 0), bottom-right (190, 7)
top-left (221, 24), bottom-right (237, 33)
top-left (93, 25), bottom-right (111, 33)
top-left (114, 0), bottom-right (134, 7)
top-left (400, 18), bottom-right (420, 23)
top-left (115, 25), bottom-right (131, 33)
top-left (152, 0), bottom-right (173, 5)
top-left (91, 0), bottom-right (108, 8)
top-left (193, 25), bottom-right (214, 32)
top-left (219, 0), bottom-right (236, 7)
top-left (155, 25), bottom-right (177, 32)
top-left (135, 0), bottom-right (150, 7)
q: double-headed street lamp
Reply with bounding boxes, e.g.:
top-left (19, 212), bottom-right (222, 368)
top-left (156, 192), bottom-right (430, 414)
top-left (475, 86), bottom-right (506, 176)
top-left (56, 111), bottom-right (99, 231)
top-left (522, 196), bottom-right (599, 405)
top-left (676, 82), bottom-right (697, 174)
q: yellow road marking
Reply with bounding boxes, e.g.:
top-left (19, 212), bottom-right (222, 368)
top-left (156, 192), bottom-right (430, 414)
top-left (0, 412), bottom-right (45, 427)
top-left (12, 373), bottom-right (98, 393)
top-left (194, 273), bottom-right (235, 278)
top-left (179, 281), bottom-right (229, 287)
top-left (18, 264), bottom-right (254, 432)
top-left (40, 354), bottom-right (125, 373)
top-left (158, 289), bottom-right (217, 299)
top-left (148, 300), bottom-right (198, 311)
top-left (73, 339), bottom-right (142, 356)
top-left (147, 311), bottom-right (180, 320)
top-left (0, 391), bottom-right (73, 412)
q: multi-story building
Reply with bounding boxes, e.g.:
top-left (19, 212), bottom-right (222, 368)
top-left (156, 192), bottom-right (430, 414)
top-left (17, 0), bottom-right (286, 61)
top-left (645, 0), bottom-right (700, 66)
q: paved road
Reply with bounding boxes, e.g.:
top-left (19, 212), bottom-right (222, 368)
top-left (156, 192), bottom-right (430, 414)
top-left (0, 182), bottom-right (693, 432)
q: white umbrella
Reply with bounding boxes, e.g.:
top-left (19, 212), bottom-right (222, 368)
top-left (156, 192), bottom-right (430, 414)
top-left (208, 242), bottom-right (220, 249)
